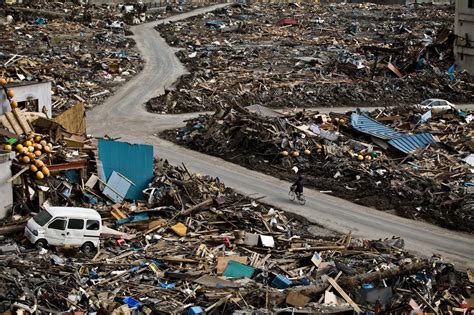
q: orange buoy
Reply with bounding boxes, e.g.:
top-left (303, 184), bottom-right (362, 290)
top-left (30, 165), bottom-right (38, 173)
top-left (6, 89), bottom-right (14, 98)
top-left (0, 78), bottom-right (7, 86)
top-left (34, 160), bottom-right (44, 168)
top-left (10, 100), bottom-right (17, 108)
top-left (41, 166), bottom-right (50, 176)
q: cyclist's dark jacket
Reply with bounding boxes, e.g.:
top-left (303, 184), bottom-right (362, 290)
top-left (294, 178), bottom-right (303, 193)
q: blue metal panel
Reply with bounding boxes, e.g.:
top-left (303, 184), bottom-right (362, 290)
top-left (388, 133), bottom-right (437, 154)
top-left (98, 139), bottom-right (154, 200)
top-left (351, 113), bottom-right (403, 140)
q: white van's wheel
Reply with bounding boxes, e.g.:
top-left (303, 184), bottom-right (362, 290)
top-left (35, 239), bottom-right (47, 249)
top-left (81, 242), bottom-right (95, 253)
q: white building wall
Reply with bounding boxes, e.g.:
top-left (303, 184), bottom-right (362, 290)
top-left (0, 81), bottom-right (52, 118)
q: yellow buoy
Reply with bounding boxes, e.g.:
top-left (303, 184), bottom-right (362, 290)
top-left (15, 144), bottom-right (23, 152)
top-left (41, 166), bottom-right (50, 177)
top-left (339, 118), bottom-right (346, 124)
top-left (357, 154), bottom-right (364, 161)
top-left (3, 144), bottom-right (12, 151)
top-left (35, 136), bottom-right (42, 143)
top-left (34, 160), bottom-right (44, 168)
top-left (36, 171), bottom-right (45, 180)
top-left (24, 140), bottom-right (33, 147)
top-left (304, 149), bottom-right (311, 155)
top-left (292, 151), bottom-right (300, 157)
top-left (280, 150), bottom-right (289, 157)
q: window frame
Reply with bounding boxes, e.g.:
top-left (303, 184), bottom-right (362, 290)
top-left (67, 219), bottom-right (85, 230)
top-left (86, 220), bottom-right (100, 231)
top-left (48, 219), bottom-right (66, 231)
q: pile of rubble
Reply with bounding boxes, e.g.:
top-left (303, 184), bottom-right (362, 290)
top-left (0, 106), bottom-right (472, 313)
top-left (147, 3), bottom-right (473, 114)
top-left (6, 0), bottom-right (226, 27)
top-left (0, 5), bottom-right (143, 115)
top-left (1, 159), bottom-right (473, 313)
top-left (165, 103), bottom-right (474, 232)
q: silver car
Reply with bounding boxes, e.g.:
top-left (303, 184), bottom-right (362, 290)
top-left (416, 99), bottom-right (455, 113)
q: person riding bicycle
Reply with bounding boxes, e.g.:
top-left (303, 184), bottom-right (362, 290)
top-left (292, 176), bottom-right (304, 199)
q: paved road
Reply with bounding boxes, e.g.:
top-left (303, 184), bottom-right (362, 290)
top-left (87, 6), bottom-right (474, 268)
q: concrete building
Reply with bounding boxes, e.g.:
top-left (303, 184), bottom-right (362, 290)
top-left (0, 81), bottom-right (52, 118)
top-left (454, 0), bottom-right (474, 73)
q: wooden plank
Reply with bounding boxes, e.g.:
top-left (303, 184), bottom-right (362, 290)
top-left (13, 108), bottom-right (32, 134)
top-left (4, 111), bottom-right (22, 134)
top-left (327, 277), bottom-right (363, 313)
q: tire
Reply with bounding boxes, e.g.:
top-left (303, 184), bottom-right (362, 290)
top-left (299, 195), bottom-right (306, 205)
top-left (35, 239), bottom-right (47, 249)
top-left (289, 190), bottom-right (295, 201)
top-left (81, 242), bottom-right (95, 254)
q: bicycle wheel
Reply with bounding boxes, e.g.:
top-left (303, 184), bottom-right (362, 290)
top-left (299, 195), bottom-right (306, 205)
top-left (288, 190), bottom-right (295, 201)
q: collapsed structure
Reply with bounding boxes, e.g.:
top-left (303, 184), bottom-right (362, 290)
top-left (166, 104), bottom-right (474, 232)
top-left (0, 115), bottom-right (473, 313)
top-left (148, 2), bottom-right (473, 114)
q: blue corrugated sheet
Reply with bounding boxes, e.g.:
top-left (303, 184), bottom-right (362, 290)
top-left (351, 112), bottom-right (437, 154)
top-left (351, 113), bottom-right (403, 140)
top-left (98, 139), bottom-right (153, 200)
top-left (388, 133), bottom-right (437, 154)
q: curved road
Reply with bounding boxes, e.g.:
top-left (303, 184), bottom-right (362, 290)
top-left (88, 6), bottom-right (474, 268)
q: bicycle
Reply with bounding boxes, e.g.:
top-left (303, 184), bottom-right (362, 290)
top-left (289, 186), bottom-right (306, 205)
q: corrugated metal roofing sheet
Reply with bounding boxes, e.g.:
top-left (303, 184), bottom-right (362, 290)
top-left (98, 139), bottom-right (153, 200)
top-left (388, 133), bottom-right (437, 154)
top-left (351, 113), bottom-right (403, 140)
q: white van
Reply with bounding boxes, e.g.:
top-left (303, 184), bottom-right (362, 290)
top-left (25, 207), bottom-right (102, 252)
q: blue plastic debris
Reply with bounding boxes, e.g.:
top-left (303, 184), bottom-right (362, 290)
top-left (116, 213), bottom-right (150, 225)
top-left (123, 297), bottom-right (140, 309)
top-left (448, 64), bottom-right (456, 81)
top-left (188, 306), bottom-right (204, 315)
top-left (34, 18), bottom-right (46, 25)
top-left (272, 274), bottom-right (292, 289)
top-left (159, 282), bottom-right (176, 289)
top-left (222, 261), bottom-right (255, 278)
top-left (362, 283), bottom-right (375, 289)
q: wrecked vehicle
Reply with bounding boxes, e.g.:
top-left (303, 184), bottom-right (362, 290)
top-left (25, 206), bottom-right (102, 252)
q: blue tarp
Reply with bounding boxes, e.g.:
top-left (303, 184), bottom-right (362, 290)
top-left (98, 139), bottom-right (153, 200)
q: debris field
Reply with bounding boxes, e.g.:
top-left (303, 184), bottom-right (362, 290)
top-left (165, 103), bottom-right (474, 233)
top-left (147, 2), bottom-right (473, 114)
